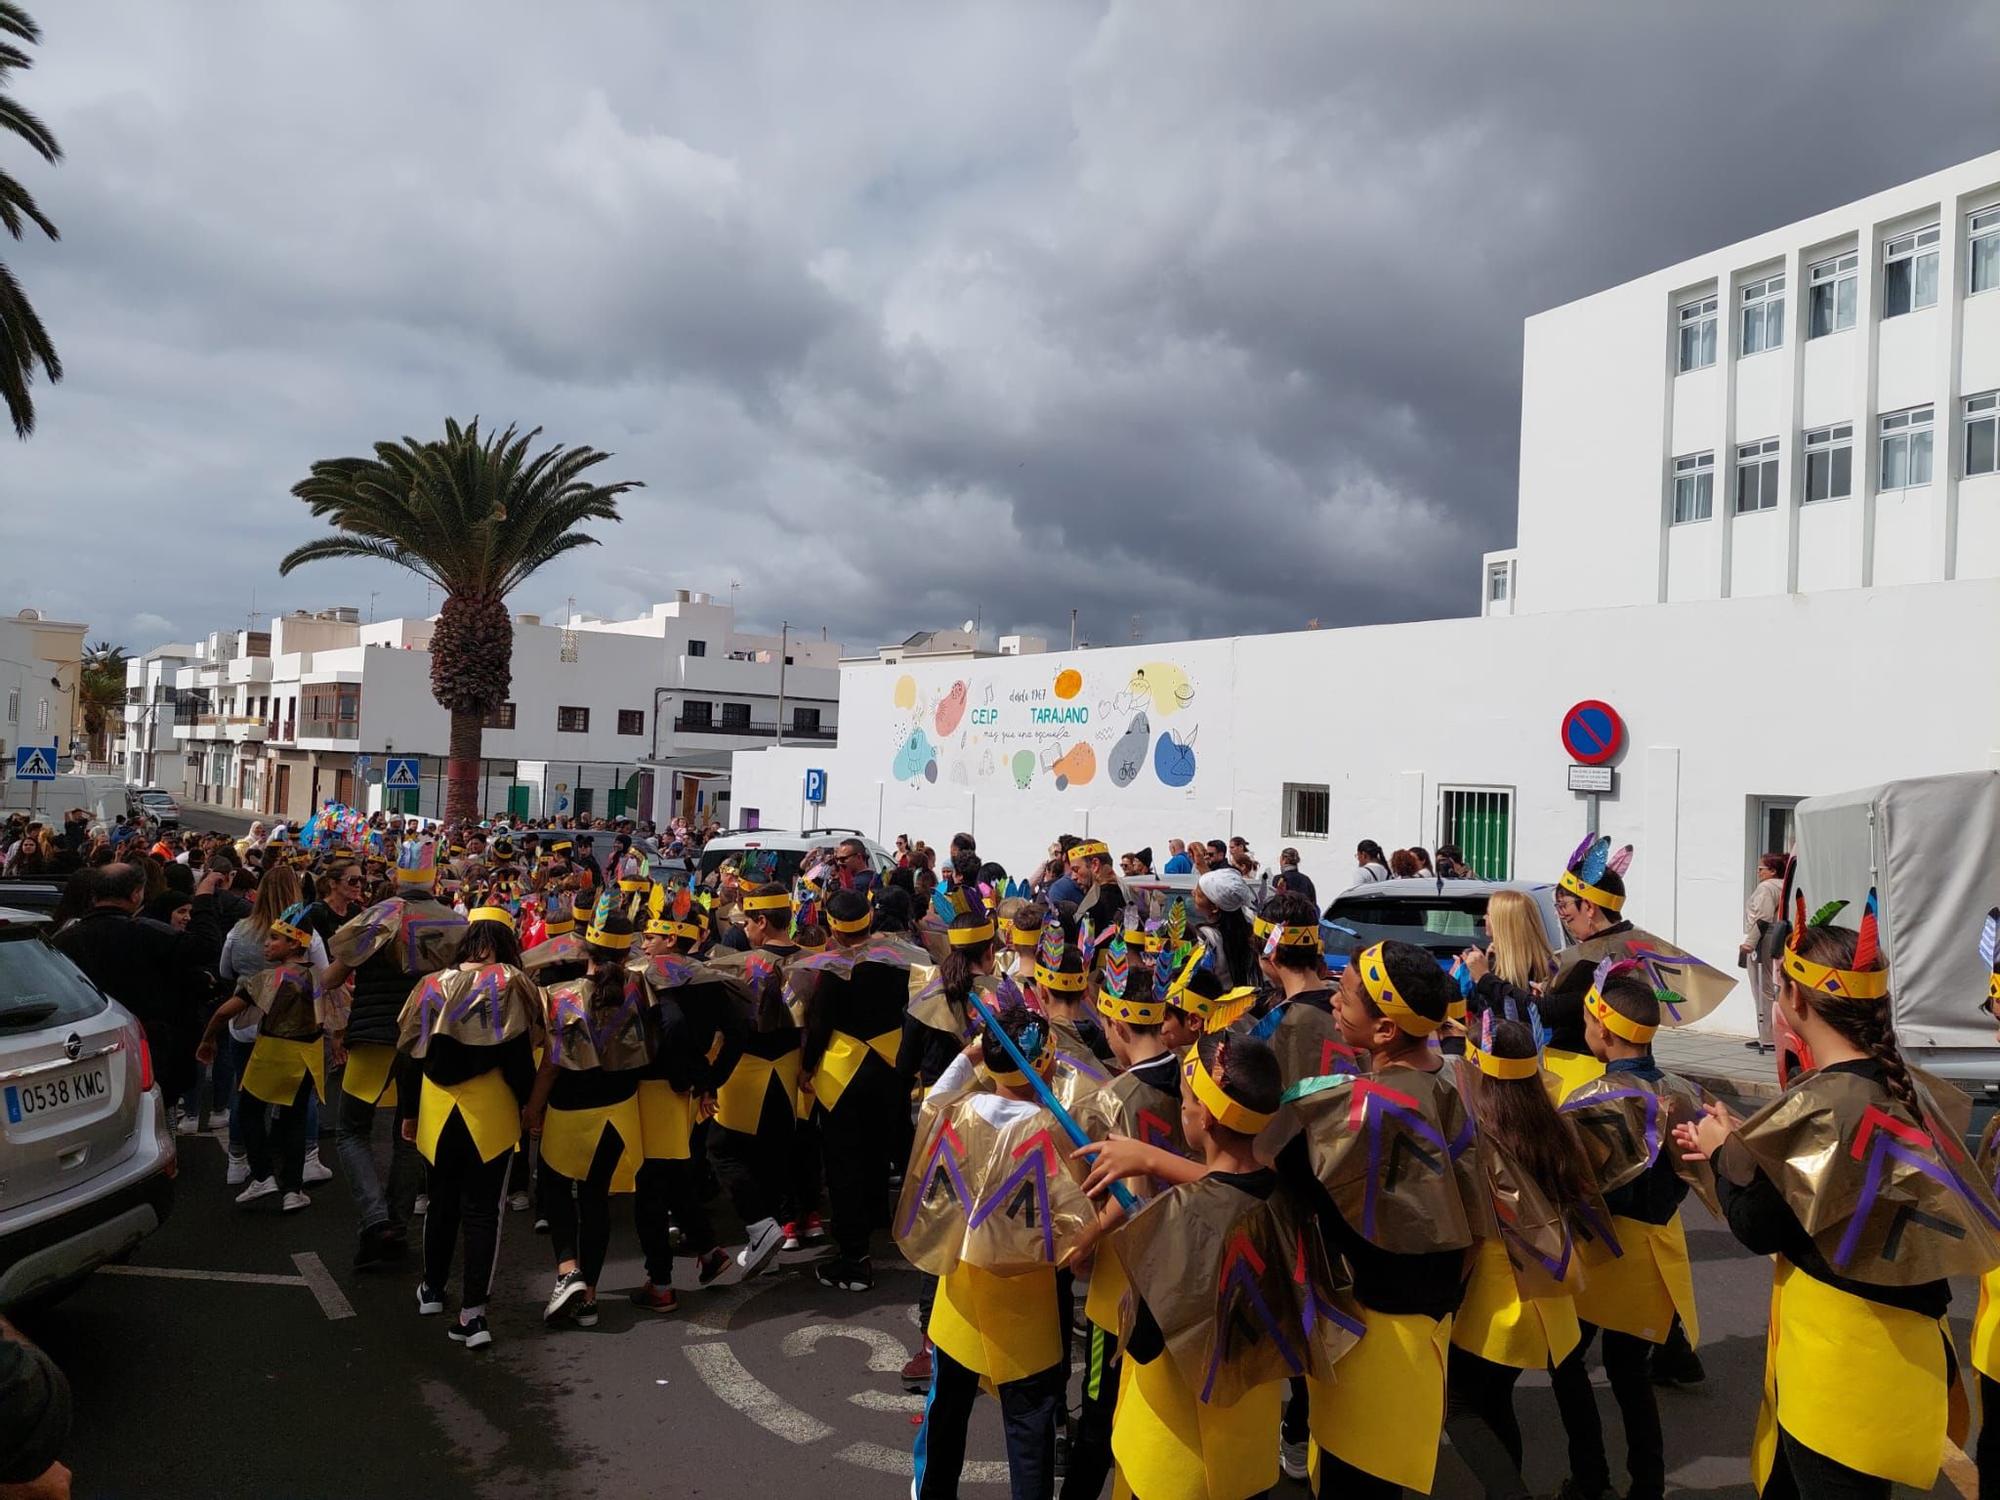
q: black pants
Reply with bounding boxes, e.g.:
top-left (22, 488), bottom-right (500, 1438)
top-left (1062, 1322), bottom-right (1118, 1500)
top-left (1313, 1449), bottom-right (1400, 1499)
top-left (241, 1076), bottom-right (312, 1192)
top-left (422, 1113), bottom-right (513, 1310)
top-left (1444, 1345), bottom-right (1529, 1499)
top-left (542, 1125), bottom-right (626, 1287)
top-left (789, 1112), bottom-right (823, 1228)
top-left (710, 1085), bottom-right (791, 1229)
top-left (1760, 1424), bottom-right (1891, 1500)
top-left (1283, 1375), bottom-right (1310, 1443)
top-left (821, 1071), bottom-right (899, 1260)
top-left (1549, 1321), bottom-right (1662, 1499)
top-left (1981, 1372), bottom-right (2000, 1500)
top-left (916, 1345), bottom-right (1064, 1500)
top-left (635, 1153), bottom-right (716, 1279)
top-left (334, 1086), bottom-right (422, 1234)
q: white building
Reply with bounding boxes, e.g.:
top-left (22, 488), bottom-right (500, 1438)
top-left (120, 642), bottom-right (197, 791)
top-left (138, 591), bottom-right (841, 825)
top-left (733, 150), bottom-right (2000, 1039)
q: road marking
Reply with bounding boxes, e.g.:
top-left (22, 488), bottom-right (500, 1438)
top-left (97, 1256), bottom-right (353, 1320)
top-left (848, 1390), bottom-right (926, 1414)
top-left (835, 1440), bottom-right (1008, 1484)
top-left (683, 1341), bottom-right (835, 1444)
top-left (292, 1251), bottom-right (356, 1320)
top-left (781, 1323), bottom-right (911, 1373)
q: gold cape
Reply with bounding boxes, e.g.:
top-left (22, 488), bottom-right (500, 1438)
top-left (1117, 1177), bottom-right (1361, 1409)
top-left (1247, 996), bottom-right (1361, 1089)
top-left (1719, 1064), bottom-right (2000, 1286)
top-left (240, 963), bottom-right (323, 1042)
top-left (907, 968), bottom-right (1000, 1043)
top-left (328, 898), bottom-right (467, 975)
top-left (396, 964), bottom-right (542, 1056)
top-left (543, 976), bottom-right (654, 1074)
top-left (521, 931), bottom-right (588, 974)
top-left (1274, 1063), bottom-right (1477, 1256)
top-left (1047, 1017), bottom-right (1114, 1109)
top-left (1551, 925), bottom-right (1736, 1027)
top-left (1072, 1067), bottom-right (1187, 1165)
top-left (895, 1074), bottom-right (1094, 1279)
top-left (1558, 1069), bottom-right (1719, 1216)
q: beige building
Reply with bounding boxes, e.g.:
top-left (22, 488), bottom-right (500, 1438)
top-left (0, 607), bottom-right (87, 779)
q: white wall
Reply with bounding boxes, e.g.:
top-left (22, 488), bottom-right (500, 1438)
top-left (735, 578), bottom-right (2000, 1037)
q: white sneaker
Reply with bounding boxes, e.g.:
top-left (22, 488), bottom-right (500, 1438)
top-left (282, 1191), bottom-right (311, 1213)
top-left (508, 1190), bottom-right (531, 1212)
top-left (235, 1176), bottom-right (278, 1205)
top-left (173, 1109), bottom-right (198, 1137)
top-left (225, 1152), bottom-right (250, 1186)
top-left (1279, 1435), bottom-right (1310, 1481)
top-left (302, 1150), bottom-right (333, 1185)
top-left (414, 1193), bottom-right (431, 1215)
top-left (415, 1281), bottom-right (445, 1316)
top-left (735, 1219), bottom-right (784, 1279)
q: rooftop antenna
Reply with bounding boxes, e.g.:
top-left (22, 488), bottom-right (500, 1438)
top-left (368, 591), bottom-right (379, 624)
top-left (1070, 608), bottom-right (1078, 651)
top-left (1129, 613), bottom-right (1141, 642)
top-left (561, 595), bottom-right (578, 664)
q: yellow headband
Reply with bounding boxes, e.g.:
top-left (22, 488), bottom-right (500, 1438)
top-left (1355, 943), bottom-right (1441, 1038)
top-left (984, 1023), bottom-right (1051, 1086)
top-left (827, 911), bottom-right (872, 935)
top-left (1780, 949), bottom-right (1890, 1002)
top-left (543, 915), bottom-right (576, 936)
top-left (1070, 840), bottom-right (1109, 862)
top-left (270, 918), bottom-right (312, 947)
top-left (1585, 985), bottom-right (1658, 1043)
top-left (1251, 914), bottom-right (1273, 940)
top-left (1467, 1044), bottom-right (1544, 1081)
top-left (468, 906), bottom-right (516, 932)
top-left (1990, 972), bottom-right (2000, 1003)
top-left (1098, 986), bottom-right (1166, 1026)
top-left (947, 920), bottom-right (997, 947)
top-left (1165, 942), bottom-right (1210, 1006)
top-left (1035, 964), bottom-right (1087, 994)
top-left (1266, 924), bottom-right (1322, 951)
top-left (1558, 869), bottom-right (1625, 913)
top-left (741, 893), bottom-right (793, 914)
top-left (1184, 1048), bottom-right (1275, 1135)
top-left (617, 879), bottom-right (649, 894)
top-left (585, 924), bottom-right (636, 951)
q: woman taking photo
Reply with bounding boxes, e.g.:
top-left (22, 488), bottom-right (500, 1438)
top-left (1459, 889), bottom-right (1557, 1021)
top-left (1192, 868), bottom-right (1257, 992)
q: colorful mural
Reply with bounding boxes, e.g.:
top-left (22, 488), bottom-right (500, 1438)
top-left (884, 658), bottom-right (1201, 793)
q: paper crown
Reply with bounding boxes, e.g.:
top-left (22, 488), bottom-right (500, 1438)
top-left (1981, 908), bottom-right (2000, 1010)
top-left (585, 888), bottom-right (634, 950)
top-left (1183, 1045), bottom-right (1274, 1135)
top-left (271, 902), bottom-right (315, 947)
top-left (1583, 956), bottom-right (1658, 1043)
top-left (932, 885), bottom-right (995, 945)
top-left (1260, 923), bottom-right (1322, 957)
top-left (1558, 836), bottom-right (1631, 912)
top-left (1467, 1007), bottom-right (1546, 1081)
top-left (1069, 839), bottom-right (1109, 862)
top-left (394, 838), bottom-right (437, 886)
top-left (1782, 889), bottom-right (1888, 1001)
top-left (468, 905), bottom-right (517, 932)
top-left (983, 1009), bottom-right (1050, 1085)
top-left (1354, 942), bottom-right (1441, 1038)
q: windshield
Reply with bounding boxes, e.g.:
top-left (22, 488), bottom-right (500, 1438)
top-left (697, 847), bottom-right (804, 886)
top-left (0, 934), bottom-right (110, 1032)
top-left (1322, 894), bottom-right (1493, 957)
top-left (140, 792), bottom-right (174, 805)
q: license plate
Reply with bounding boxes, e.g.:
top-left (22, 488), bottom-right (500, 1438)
top-left (5, 1064), bottom-right (111, 1124)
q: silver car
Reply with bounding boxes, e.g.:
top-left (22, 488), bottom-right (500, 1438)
top-left (0, 906), bottom-right (175, 1308)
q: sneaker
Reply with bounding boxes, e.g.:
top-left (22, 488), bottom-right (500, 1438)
top-left (508, 1190), bottom-right (531, 1212)
top-left (735, 1220), bottom-right (784, 1279)
top-left (224, 1151), bottom-right (250, 1186)
top-left (695, 1248), bottom-right (731, 1287)
top-left (814, 1257), bottom-right (874, 1293)
top-left (448, 1314), bottom-right (492, 1349)
top-left (628, 1280), bottom-right (679, 1314)
top-left (779, 1220), bottom-right (802, 1252)
top-left (234, 1176), bottom-right (278, 1205)
top-left (1278, 1436), bottom-right (1310, 1482)
top-left (900, 1343), bottom-right (932, 1392)
top-left (413, 1193), bottom-right (431, 1216)
top-left (281, 1191), bottom-right (311, 1214)
top-left (573, 1301), bottom-right (599, 1328)
top-left (1650, 1339), bottom-right (1706, 1388)
top-left (544, 1269), bottom-right (590, 1325)
top-left (302, 1151), bottom-right (333, 1185)
top-left (415, 1282), bottom-right (445, 1316)
top-left (353, 1225), bottom-right (404, 1271)
top-left (802, 1212), bottom-right (828, 1244)
top-left (533, 1215), bottom-right (550, 1234)
top-left (1053, 1425), bottom-right (1070, 1479)
top-left (173, 1108), bottom-right (198, 1137)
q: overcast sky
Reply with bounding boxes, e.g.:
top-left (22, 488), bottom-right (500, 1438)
top-left (4, 2), bottom-right (1999, 654)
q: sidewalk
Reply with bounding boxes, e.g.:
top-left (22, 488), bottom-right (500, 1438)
top-left (177, 799), bottom-right (258, 834)
top-left (1652, 1026), bottom-right (1781, 1102)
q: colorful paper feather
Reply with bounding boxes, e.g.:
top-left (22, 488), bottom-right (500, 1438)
top-left (1565, 833), bottom-right (1596, 872)
top-left (1808, 899), bottom-right (1850, 929)
top-left (1104, 932), bottom-right (1130, 999)
top-left (1036, 918), bottom-right (1064, 971)
top-left (1981, 907), bottom-right (2000, 970)
top-left (1607, 844), bottom-right (1634, 877)
top-left (1851, 888), bottom-right (1881, 972)
top-left (1578, 837), bottom-right (1611, 887)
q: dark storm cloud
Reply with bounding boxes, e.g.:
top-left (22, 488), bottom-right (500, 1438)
top-left (2, 1), bottom-right (1997, 654)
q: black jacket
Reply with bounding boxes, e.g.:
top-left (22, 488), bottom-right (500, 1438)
top-left (345, 898), bottom-right (458, 1050)
top-left (53, 903), bottom-right (223, 1099)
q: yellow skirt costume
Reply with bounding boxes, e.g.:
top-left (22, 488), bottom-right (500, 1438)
top-left (1574, 1213), bottom-right (1697, 1346)
top-left (1452, 1238), bottom-right (1582, 1370)
top-left (339, 1041), bottom-right (398, 1108)
top-left (1974, 1266), bottom-right (2000, 1383)
top-left (930, 1263), bottom-right (1061, 1387)
top-left (240, 1036), bottom-right (325, 1108)
top-left (1113, 1343), bottom-right (1281, 1500)
top-left (1751, 1257), bottom-right (1959, 1493)
top-left (1540, 1047), bottom-right (1604, 1103)
top-left (637, 1078), bottom-right (693, 1162)
top-left (540, 1094), bottom-right (642, 1193)
top-left (809, 1029), bottom-right (900, 1113)
top-left (416, 1069), bottom-right (521, 1166)
top-left (714, 1050), bottom-right (801, 1135)
top-left (1306, 1306), bottom-right (1452, 1493)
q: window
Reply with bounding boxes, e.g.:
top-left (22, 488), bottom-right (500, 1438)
top-left (572, 786), bottom-right (594, 817)
top-left (1967, 391), bottom-right (2000, 478)
top-left (36, 697), bottom-right (48, 732)
top-left (483, 702), bottom-right (516, 730)
top-left (721, 702), bottom-right (751, 730)
top-left (681, 699), bottom-right (712, 728)
top-left (1739, 273), bottom-right (1785, 355)
top-left (1437, 786), bottom-right (1513, 880)
top-left (1486, 564), bottom-right (1510, 603)
top-left (556, 706), bottom-right (590, 733)
top-left (791, 706), bottom-right (821, 735)
top-left (1972, 207), bottom-right (2000, 296)
top-left (1882, 225), bottom-right (1940, 318)
top-left (1879, 405), bottom-right (1935, 489)
top-left (1282, 782), bottom-right (1330, 839)
top-left (686, 639), bottom-right (706, 658)
top-left (1734, 438), bottom-right (1781, 513)
top-left (4, 688), bottom-right (15, 724)
top-left (616, 709), bottom-right (644, 735)
top-left (1804, 423), bottom-right (1853, 502)
top-left (1671, 451), bottom-right (1714, 524)
top-left (1807, 252), bottom-right (1858, 337)
top-left (1676, 294), bottom-right (1717, 372)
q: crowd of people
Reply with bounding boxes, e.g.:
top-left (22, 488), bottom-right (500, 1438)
top-left (11, 801), bottom-right (2000, 1500)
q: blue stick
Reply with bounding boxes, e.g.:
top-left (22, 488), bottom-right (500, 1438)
top-left (962, 988), bottom-right (1140, 1212)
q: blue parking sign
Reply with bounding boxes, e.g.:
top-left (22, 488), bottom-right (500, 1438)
top-left (804, 768), bottom-right (827, 805)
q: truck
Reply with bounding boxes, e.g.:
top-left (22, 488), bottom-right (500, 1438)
top-left (0, 772), bottom-right (150, 832)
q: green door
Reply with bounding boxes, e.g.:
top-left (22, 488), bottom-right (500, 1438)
top-left (507, 784), bottom-right (530, 818)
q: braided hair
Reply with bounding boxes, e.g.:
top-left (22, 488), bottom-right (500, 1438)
top-left (940, 914), bottom-right (996, 1009)
top-left (1790, 924), bottom-right (1914, 1111)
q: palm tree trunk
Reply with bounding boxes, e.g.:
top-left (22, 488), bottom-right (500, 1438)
top-left (446, 709), bottom-right (483, 823)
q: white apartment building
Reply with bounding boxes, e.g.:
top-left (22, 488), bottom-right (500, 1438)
top-left (120, 642), bottom-right (197, 790)
top-left (734, 150), bottom-right (2000, 1043)
top-left (139, 591), bottom-right (841, 825)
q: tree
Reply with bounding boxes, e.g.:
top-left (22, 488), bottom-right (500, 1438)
top-left (77, 640), bottom-right (128, 763)
top-left (0, 2), bottom-right (61, 439)
top-left (278, 419), bottom-right (639, 823)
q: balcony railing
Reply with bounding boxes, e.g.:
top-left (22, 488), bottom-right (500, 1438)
top-left (673, 716), bottom-right (836, 741)
top-left (297, 717), bottom-right (359, 741)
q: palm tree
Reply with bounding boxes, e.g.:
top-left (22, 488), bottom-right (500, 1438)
top-left (279, 419), bottom-right (640, 823)
top-left (0, 2), bottom-right (61, 438)
top-left (78, 639), bottom-right (128, 762)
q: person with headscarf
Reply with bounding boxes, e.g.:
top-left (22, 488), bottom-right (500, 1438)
top-left (1193, 867), bottom-right (1258, 991)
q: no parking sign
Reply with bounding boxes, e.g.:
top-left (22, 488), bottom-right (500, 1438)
top-left (1559, 700), bottom-right (1624, 766)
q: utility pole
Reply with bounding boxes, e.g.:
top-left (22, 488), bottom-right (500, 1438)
top-left (775, 620), bottom-right (788, 747)
top-left (1070, 608), bottom-right (1078, 651)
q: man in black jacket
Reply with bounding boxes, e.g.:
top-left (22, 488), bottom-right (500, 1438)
top-left (52, 863), bottom-right (223, 1104)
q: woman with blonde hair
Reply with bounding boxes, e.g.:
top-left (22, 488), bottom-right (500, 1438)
top-left (1460, 888), bottom-right (1556, 1021)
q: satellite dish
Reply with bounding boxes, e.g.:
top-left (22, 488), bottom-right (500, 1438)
top-left (962, 619), bottom-right (976, 634)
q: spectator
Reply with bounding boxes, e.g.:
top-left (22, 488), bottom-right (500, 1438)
top-left (1435, 843), bottom-right (1471, 879)
top-left (1389, 849), bottom-right (1420, 879)
top-left (1272, 848), bottom-right (1317, 908)
top-left (1460, 888), bottom-right (1557, 1019)
top-left (1407, 846), bottom-right (1435, 878)
top-left (1741, 851), bottom-right (1786, 1052)
top-left (949, 831), bottom-right (977, 860)
top-left (834, 837), bottom-right (879, 895)
top-left (893, 834), bottom-right (913, 868)
top-left (0, 1316), bottom-right (71, 1500)
top-left (1044, 835), bottom-right (1085, 906)
top-left (1192, 868), bottom-right (1257, 990)
top-left (1349, 840), bottom-right (1390, 888)
top-left (1186, 838), bottom-right (1211, 874)
top-left (1205, 839), bottom-right (1229, 871)
top-left (1162, 838), bottom-right (1193, 876)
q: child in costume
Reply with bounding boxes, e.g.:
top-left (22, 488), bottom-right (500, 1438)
top-left (396, 908), bottom-right (544, 1350)
top-left (1246, 892), bottom-right (1356, 1088)
top-left (1677, 892), bottom-right (2000, 1499)
top-left (1971, 908), bottom-right (2000, 1496)
top-left (524, 902), bottom-right (650, 1330)
top-left (197, 902), bottom-right (325, 1213)
top-left (900, 998), bottom-right (1093, 1500)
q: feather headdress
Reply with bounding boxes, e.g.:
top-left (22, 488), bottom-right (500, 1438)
top-left (1781, 886), bottom-right (1888, 1001)
top-left (1558, 836), bottom-right (1630, 912)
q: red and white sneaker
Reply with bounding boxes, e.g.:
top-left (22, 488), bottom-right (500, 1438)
top-left (779, 1221), bottom-right (802, 1251)
top-left (802, 1213), bottom-right (828, 1244)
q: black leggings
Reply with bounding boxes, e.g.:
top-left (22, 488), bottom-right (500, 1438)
top-left (422, 1113), bottom-right (513, 1311)
top-left (1062, 1322), bottom-right (1119, 1500)
top-left (1760, 1425), bottom-right (1891, 1499)
top-left (821, 1070), bottom-right (900, 1260)
top-left (710, 1085), bottom-right (792, 1229)
top-left (1313, 1449), bottom-right (1399, 1499)
top-left (1444, 1345), bottom-right (1529, 1499)
top-left (241, 1076), bottom-right (312, 1193)
top-left (1548, 1321), bottom-right (1662, 1498)
top-left (541, 1124), bottom-right (627, 1288)
top-left (1981, 1372), bottom-right (2000, 1500)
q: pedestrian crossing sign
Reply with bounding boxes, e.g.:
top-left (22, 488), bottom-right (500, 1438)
top-left (12, 746), bottom-right (55, 781)
top-left (385, 756), bottom-right (420, 789)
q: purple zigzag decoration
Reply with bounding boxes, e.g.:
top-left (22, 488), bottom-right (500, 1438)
top-left (1560, 1087), bottom-right (1664, 1170)
top-left (1201, 1246), bottom-right (1306, 1400)
top-left (1622, 944), bottom-right (1709, 1023)
top-left (446, 966), bottom-right (515, 1042)
top-left (896, 1123), bottom-right (975, 1238)
top-left (966, 1146), bottom-right (1059, 1264)
top-left (1838, 1125), bottom-right (2000, 1271)
top-left (1351, 1081), bottom-right (1452, 1242)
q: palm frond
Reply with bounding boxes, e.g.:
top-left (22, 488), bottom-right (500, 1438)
top-left (0, 172), bottom-right (55, 240)
top-left (0, 4), bottom-right (39, 46)
top-left (0, 94), bottom-right (59, 164)
top-left (0, 256), bottom-right (59, 437)
top-left (276, 534), bottom-right (444, 589)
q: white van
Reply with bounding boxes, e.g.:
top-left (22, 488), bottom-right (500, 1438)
top-left (0, 772), bottom-right (148, 831)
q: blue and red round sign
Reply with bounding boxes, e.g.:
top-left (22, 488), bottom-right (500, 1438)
top-left (1560, 699), bottom-right (1624, 766)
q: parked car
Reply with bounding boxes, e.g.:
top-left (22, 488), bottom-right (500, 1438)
top-left (1321, 878), bottom-right (1564, 972)
top-left (0, 905), bottom-right (176, 1309)
top-left (694, 828), bottom-right (898, 889)
top-left (136, 788), bottom-right (181, 829)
